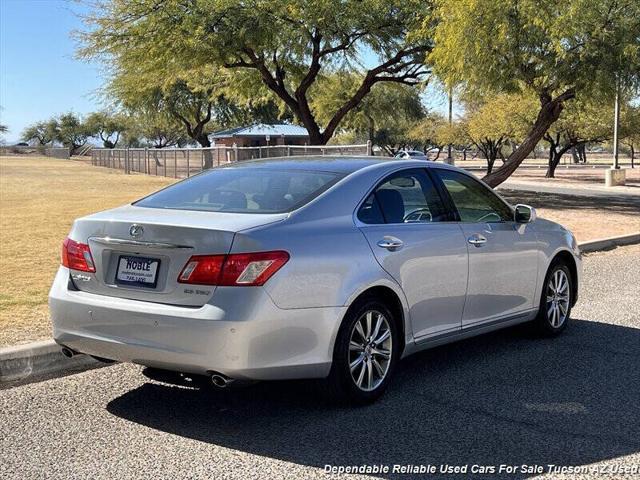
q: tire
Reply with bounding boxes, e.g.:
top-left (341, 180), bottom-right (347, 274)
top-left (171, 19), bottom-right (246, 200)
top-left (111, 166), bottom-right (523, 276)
top-left (325, 297), bottom-right (400, 405)
top-left (533, 261), bottom-right (573, 336)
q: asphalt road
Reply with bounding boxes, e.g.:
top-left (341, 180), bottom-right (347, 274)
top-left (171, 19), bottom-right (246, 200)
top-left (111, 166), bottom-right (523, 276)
top-left (1, 245), bottom-right (639, 480)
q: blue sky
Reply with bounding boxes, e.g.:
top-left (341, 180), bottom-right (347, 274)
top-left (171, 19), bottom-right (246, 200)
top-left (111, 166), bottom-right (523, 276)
top-left (0, 0), bottom-right (102, 143)
top-left (0, 0), bottom-right (452, 144)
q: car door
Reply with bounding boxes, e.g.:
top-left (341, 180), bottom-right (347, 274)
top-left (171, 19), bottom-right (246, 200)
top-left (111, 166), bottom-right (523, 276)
top-left (433, 168), bottom-right (539, 327)
top-left (357, 168), bottom-right (469, 339)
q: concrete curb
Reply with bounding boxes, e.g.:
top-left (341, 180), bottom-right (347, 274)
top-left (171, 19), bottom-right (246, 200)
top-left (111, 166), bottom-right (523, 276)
top-left (1, 232), bottom-right (639, 384)
top-left (579, 232), bottom-right (640, 253)
top-left (0, 340), bottom-right (98, 383)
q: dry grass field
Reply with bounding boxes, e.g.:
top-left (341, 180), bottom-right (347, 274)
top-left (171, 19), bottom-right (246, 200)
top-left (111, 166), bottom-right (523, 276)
top-left (0, 155), bottom-right (638, 347)
top-left (0, 156), bottom-right (174, 346)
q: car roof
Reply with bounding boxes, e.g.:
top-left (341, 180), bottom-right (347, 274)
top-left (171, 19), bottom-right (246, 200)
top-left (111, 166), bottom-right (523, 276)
top-left (218, 155), bottom-right (454, 175)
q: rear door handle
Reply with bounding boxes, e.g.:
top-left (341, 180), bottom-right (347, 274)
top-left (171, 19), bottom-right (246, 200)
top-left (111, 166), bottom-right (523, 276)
top-left (467, 234), bottom-right (487, 247)
top-left (377, 236), bottom-right (404, 251)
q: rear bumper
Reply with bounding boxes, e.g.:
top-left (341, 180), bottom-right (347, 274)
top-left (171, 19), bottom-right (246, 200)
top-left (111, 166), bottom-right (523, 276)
top-left (49, 267), bottom-right (345, 380)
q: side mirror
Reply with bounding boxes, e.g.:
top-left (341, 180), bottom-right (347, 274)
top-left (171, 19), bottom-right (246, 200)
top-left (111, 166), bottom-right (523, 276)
top-left (514, 204), bottom-right (536, 223)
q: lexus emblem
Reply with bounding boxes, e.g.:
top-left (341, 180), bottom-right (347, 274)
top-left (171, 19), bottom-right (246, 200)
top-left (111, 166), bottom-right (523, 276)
top-left (129, 224), bottom-right (144, 238)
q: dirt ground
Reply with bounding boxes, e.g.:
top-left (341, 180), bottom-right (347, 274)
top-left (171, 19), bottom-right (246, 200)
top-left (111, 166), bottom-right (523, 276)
top-left (0, 156), bottom-right (174, 347)
top-left (0, 155), bottom-right (637, 347)
top-left (511, 165), bottom-right (640, 188)
top-left (500, 189), bottom-right (640, 241)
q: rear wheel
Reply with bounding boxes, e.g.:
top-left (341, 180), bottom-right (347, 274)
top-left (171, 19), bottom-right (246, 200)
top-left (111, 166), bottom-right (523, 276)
top-left (534, 262), bottom-right (572, 336)
top-left (326, 298), bottom-right (400, 404)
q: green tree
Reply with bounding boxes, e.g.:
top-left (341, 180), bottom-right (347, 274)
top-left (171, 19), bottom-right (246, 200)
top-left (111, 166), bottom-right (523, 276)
top-left (84, 111), bottom-right (128, 148)
top-left (131, 109), bottom-right (186, 150)
top-left (79, 0), bottom-right (432, 145)
top-left (407, 112), bottom-right (449, 159)
top-left (543, 100), bottom-right (612, 177)
top-left (462, 93), bottom-right (538, 174)
top-left (430, 0), bottom-right (640, 187)
top-left (22, 120), bottom-right (58, 145)
top-left (434, 120), bottom-right (475, 161)
top-left (109, 64), bottom-right (288, 167)
top-left (621, 103), bottom-right (640, 168)
top-left (312, 74), bottom-right (425, 152)
top-left (54, 113), bottom-right (90, 154)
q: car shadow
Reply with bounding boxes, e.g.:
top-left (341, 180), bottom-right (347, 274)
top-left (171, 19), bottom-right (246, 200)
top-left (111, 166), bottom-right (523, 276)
top-left (106, 319), bottom-right (640, 478)
top-left (500, 189), bottom-right (640, 214)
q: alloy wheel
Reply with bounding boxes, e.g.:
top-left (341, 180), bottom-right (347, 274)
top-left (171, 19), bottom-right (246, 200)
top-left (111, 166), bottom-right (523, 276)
top-left (546, 269), bottom-right (570, 328)
top-left (348, 310), bottom-right (393, 392)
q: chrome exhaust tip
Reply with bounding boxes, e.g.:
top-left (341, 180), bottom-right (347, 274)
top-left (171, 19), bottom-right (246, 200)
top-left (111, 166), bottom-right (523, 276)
top-left (210, 373), bottom-right (234, 388)
top-left (61, 347), bottom-right (75, 358)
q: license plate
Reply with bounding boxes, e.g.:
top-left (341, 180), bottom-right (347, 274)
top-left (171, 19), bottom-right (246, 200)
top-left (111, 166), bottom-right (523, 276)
top-left (116, 255), bottom-right (160, 287)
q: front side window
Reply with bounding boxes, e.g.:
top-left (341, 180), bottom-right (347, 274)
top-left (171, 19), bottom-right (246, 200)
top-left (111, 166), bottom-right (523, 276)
top-left (435, 169), bottom-right (512, 223)
top-left (358, 169), bottom-right (447, 224)
top-left (135, 168), bottom-right (342, 214)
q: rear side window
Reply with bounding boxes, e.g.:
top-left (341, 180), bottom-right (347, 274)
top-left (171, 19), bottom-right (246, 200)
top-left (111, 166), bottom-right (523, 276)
top-left (135, 168), bottom-right (342, 213)
top-left (358, 169), bottom-right (448, 224)
top-left (435, 169), bottom-right (512, 222)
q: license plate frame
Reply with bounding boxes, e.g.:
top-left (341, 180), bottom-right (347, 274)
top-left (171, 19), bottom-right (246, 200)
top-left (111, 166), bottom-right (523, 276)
top-left (115, 255), bottom-right (160, 288)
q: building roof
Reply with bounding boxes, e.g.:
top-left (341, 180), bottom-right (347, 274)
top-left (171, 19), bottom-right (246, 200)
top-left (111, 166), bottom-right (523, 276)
top-left (211, 123), bottom-right (310, 139)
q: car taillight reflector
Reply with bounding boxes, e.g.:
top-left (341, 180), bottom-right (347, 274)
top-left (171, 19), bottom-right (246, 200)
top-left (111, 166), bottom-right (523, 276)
top-left (178, 255), bottom-right (225, 285)
top-left (61, 238), bottom-right (95, 272)
top-left (178, 251), bottom-right (289, 286)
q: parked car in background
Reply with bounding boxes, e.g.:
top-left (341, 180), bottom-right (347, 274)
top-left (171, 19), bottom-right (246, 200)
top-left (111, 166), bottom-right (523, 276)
top-left (50, 156), bottom-right (581, 403)
top-left (395, 150), bottom-right (429, 161)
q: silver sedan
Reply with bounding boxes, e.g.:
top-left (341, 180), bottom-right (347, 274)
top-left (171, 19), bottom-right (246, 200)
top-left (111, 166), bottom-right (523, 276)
top-left (50, 157), bottom-right (581, 403)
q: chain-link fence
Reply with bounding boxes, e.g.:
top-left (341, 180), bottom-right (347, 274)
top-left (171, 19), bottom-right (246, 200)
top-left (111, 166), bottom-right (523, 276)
top-left (91, 143), bottom-right (373, 178)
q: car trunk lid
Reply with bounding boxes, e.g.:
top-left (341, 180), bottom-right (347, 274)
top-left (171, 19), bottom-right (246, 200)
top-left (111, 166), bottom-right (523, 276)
top-left (66, 205), bottom-right (288, 306)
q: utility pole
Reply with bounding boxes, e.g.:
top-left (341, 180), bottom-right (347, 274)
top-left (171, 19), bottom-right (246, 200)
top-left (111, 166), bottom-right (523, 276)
top-left (446, 86), bottom-right (454, 165)
top-left (613, 81), bottom-right (620, 170)
top-left (605, 77), bottom-right (626, 187)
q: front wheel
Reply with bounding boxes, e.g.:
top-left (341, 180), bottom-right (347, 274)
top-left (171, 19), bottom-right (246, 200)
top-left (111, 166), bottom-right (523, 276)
top-left (326, 298), bottom-right (400, 404)
top-left (534, 262), bottom-right (573, 336)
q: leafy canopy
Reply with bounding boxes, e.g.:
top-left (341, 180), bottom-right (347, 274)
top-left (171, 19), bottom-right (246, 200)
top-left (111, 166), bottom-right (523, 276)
top-left (464, 93), bottom-right (538, 146)
top-left (22, 120), bottom-right (58, 146)
top-left (312, 73), bottom-right (424, 146)
top-left (79, 0), bottom-right (433, 144)
top-left (429, 0), bottom-right (640, 185)
top-left (84, 111), bottom-right (129, 148)
top-left (54, 113), bottom-right (91, 152)
top-left (430, 0), bottom-right (640, 100)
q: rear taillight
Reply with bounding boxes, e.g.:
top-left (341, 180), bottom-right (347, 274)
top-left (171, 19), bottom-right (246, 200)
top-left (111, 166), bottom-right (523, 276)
top-left (178, 255), bottom-right (226, 285)
top-left (178, 251), bottom-right (289, 286)
top-left (61, 238), bottom-right (95, 272)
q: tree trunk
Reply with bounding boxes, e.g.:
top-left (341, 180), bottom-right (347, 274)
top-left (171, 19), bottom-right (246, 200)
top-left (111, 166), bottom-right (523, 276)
top-left (486, 156), bottom-right (495, 174)
top-left (477, 140), bottom-right (498, 174)
top-left (482, 89), bottom-right (575, 188)
top-left (546, 153), bottom-right (560, 178)
top-left (196, 135), bottom-right (213, 169)
top-left (546, 144), bottom-right (555, 177)
top-left (433, 147), bottom-right (442, 161)
top-left (579, 144), bottom-right (587, 163)
top-left (571, 147), bottom-right (579, 164)
top-left (547, 144), bottom-right (573, 178)
top-left (631, 145), bottom-right (635, 168)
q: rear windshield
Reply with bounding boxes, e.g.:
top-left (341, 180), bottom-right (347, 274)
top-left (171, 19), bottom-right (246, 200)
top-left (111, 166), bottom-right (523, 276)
top-left (134, 167), bottom-right (343, 213)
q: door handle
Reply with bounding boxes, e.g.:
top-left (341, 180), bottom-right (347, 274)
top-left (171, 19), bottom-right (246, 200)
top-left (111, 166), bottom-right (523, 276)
top-left (467, 234), bottom-right (487, 247)
top-left (377, 236), bottom-right (404, 251)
